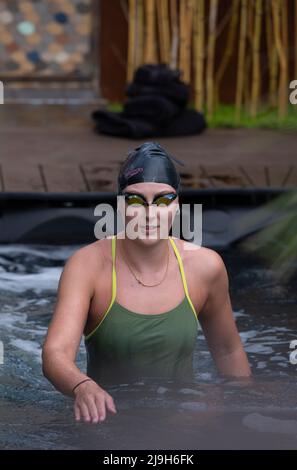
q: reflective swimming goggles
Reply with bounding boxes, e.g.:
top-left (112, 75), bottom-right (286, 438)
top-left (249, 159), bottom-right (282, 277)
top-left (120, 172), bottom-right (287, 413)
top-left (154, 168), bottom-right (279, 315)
top-left (122, 192), bottom-right (178, 207)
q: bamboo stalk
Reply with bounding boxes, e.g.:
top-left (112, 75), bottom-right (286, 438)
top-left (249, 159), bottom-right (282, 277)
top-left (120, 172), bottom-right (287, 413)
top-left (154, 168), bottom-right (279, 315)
top-left (295, 0), bottom-right (297, 80)
top-left (194, 0), bottom-right (205, 111)
top-left (184, 0), bottom-right (194, 83)
top-left (235, 0), bottom-right (248, 121)
top-left (179, 0), bottom-right (193, 82)
top-left (250, 0), bottom-right (262, 117)
top-left (144, 0), bottom-right (157, 63)
top-left (247, 0), bottom-right (254, 47)
top-left (170, 0), bottom-right (179, 69)
top-left (143, 0), bottom-right (148, 63)
top-left (215, 1), bottom-right (236, 39)
top-left (180, 0), bottom-right (194, 83)
top-left (206, 0), bottom-right (218, 118)
top-left (266, 0), bottom-right (278, 107)
top-left (135, 0), bottom-right (144, 68)
top-left (281, 0), bottom-right (288, 107)
top-left (281, 0), bottom-right (288, 66)
top-left (157, 0), bottom-right (170, 64)
top-left (157, 0), bottom-right (166, 62)
top-left (270, 39), bottom-right (278, 108)
top-left (127, 0), bottom-right (136, 82)
top-left (162, 0), bottom-right (171, 63)
top-left (243, 48), bottom-right (252, 111)
top-left (243, 0), bottom-right (253, 113)
top-left (215, 0), bottom-right (239, 108)
top-left (243, 0), bottom-right (254, 112)
top-left (179, 0), bottom-right (187, 80)
top-left (271, 0), bottom-right (288, 119)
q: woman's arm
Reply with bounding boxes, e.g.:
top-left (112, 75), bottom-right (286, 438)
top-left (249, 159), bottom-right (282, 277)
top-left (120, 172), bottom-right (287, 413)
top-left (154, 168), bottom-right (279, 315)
top-left (42, 249), bottom-right (93, 395)
top-left (42, 247), bottom-right (117, 422)
top-left (198, 250), bottom-right (251, 377)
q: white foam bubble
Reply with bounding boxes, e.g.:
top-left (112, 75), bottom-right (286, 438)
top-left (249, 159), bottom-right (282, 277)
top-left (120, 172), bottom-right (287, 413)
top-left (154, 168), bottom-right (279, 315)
top-left (0, 245), bottom-right (77, 260)
top-left (179, 402), bottom-right (208, 411)
top-left (245, 344), bottom-right (274, 354)
top-left (0, 267), bottom-right (62, 293)
top-left (10, 338), bottom-right (42, 364)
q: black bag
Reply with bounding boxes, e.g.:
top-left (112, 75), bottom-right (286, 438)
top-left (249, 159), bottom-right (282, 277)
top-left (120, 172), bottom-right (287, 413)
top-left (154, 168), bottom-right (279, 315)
top-left (92, 63), bottom-right (207, 138)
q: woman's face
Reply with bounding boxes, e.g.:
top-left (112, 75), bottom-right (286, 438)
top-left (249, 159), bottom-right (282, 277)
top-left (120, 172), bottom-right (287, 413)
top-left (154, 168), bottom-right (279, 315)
top-left (118, 182), bottom-right (179, 242)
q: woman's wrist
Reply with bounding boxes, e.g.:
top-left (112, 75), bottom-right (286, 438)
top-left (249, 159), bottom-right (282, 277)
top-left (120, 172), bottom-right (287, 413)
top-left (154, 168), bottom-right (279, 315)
top-left (72, 378), bottom-right (93, 396)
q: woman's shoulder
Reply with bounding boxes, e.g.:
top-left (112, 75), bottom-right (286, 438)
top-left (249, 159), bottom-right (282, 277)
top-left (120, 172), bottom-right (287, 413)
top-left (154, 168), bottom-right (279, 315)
top-left (170, 236), bottom-right (226, 280)
top-left (64, 237), bottom-right (109, 271)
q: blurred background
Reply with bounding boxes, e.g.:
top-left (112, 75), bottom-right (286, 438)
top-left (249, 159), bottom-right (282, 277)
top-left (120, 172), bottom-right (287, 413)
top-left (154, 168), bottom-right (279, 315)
top-left (0, 0), bottom-right (296, 120)
top-left (0, 0), bottom-right (296, 194)
top-left (0, 0), bottom-right (296, 264)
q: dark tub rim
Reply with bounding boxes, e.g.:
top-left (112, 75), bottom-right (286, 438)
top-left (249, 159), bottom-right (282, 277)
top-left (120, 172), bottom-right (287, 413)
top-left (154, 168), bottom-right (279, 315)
top-left (0, 187), bottom-right (295, 246)
top-left (0, 187), bottom-right (294, 206)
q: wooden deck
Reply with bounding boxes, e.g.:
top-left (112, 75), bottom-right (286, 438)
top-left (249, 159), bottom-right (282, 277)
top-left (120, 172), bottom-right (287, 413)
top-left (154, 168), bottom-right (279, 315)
top-left (0, 162), bottom-right (296, 192)
top-left (1, 109), bottom-right (296, 192)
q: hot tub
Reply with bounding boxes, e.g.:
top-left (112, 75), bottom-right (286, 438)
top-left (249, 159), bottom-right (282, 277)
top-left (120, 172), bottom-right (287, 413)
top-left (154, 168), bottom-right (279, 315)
top-left (0, 194), bottom-right (296, 449)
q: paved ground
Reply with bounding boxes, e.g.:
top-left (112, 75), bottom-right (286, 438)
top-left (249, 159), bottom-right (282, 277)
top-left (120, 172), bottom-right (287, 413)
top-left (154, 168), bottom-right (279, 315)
top-left (0, 105), bottom-right (296, 192)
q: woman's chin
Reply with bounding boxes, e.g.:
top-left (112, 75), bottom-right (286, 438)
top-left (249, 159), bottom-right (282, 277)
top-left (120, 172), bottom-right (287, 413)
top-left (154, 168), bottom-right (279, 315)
top-left (137, 228), bottom-right (169, 243)
top-left (123, 225), bottom-right (170, 242)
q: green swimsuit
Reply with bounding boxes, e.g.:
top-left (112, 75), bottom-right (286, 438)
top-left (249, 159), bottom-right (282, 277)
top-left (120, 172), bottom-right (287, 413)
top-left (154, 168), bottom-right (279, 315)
top-left (84, 234), bottom-right (200, 386)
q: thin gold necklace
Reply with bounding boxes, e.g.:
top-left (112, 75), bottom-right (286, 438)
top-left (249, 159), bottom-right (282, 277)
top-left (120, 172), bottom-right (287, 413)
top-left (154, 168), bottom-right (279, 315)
top-left (119, 238), bottom-right (170, 287)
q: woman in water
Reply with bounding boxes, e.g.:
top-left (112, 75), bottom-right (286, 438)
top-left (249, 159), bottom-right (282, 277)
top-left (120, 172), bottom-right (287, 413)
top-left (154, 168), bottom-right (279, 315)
top-left (42, 142), bottom-right (251, 424)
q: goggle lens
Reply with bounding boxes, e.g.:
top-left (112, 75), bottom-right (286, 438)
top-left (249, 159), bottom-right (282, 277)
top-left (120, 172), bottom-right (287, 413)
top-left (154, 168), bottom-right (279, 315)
top-left (124, 193), bottom-right (177, 207)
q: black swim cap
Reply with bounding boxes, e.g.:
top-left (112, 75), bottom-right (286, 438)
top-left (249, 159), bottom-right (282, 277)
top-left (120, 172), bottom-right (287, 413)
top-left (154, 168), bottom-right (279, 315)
top-left (117, 142), bottom-right (185, 195)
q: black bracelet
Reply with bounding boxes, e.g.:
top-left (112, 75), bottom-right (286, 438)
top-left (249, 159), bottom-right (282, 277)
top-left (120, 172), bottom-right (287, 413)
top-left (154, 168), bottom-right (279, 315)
top-left (72, 378), bottom-right (93, 394)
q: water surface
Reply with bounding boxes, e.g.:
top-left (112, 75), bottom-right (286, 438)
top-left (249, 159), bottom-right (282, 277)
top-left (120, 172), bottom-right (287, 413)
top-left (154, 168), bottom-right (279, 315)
top-left (0, 244), bottom-right (296, 449)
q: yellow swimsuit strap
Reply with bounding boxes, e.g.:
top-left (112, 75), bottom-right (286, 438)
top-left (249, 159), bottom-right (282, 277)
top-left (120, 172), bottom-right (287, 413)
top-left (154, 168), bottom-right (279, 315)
top-left (84, 235), bottom-right (117, 341)
top-left (169, 237), bottom-right (199, 323)
top-left (85, 234), bottom-right (199, 341)
top-left (112, 235), bottom-right (198, 321)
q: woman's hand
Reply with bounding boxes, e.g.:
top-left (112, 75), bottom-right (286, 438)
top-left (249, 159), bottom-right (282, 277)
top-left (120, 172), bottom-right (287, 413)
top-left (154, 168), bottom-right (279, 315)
top-left (73, 380), bottom-right (117, 423)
